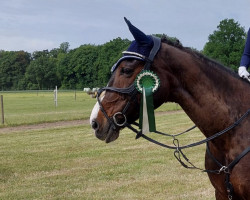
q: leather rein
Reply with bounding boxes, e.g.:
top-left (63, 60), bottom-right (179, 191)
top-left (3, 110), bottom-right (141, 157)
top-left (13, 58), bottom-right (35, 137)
top-left (96, 36), bottom-right (250, 200)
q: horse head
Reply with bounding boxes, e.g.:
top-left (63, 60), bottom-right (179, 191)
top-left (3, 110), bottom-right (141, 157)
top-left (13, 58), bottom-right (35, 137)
top-left (90, 18), bottom-right (169, 143)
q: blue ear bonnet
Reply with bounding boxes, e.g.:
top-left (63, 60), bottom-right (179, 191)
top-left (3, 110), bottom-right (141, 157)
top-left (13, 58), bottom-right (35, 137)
top-left (111, 36), bottom-right (154, 73)
top-left (127, 39), bottom-right (153, 57)
top-left (111, 18), bottom-right (155, 73)
top-left (111, 53), bottom-right (145, 73)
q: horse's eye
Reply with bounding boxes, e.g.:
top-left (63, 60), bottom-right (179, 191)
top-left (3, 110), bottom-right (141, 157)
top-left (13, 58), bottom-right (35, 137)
top-left (121, 68), bottom-right (134, 75)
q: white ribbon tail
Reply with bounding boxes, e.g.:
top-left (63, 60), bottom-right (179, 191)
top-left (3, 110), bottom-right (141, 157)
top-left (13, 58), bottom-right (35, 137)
top-left (142, 87), bottom-right (149, 134)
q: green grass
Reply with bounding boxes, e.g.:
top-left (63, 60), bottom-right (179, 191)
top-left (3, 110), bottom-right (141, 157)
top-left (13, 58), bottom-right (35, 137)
top-left (0, 91), bottom-right (214, 199)
top-left (0, 91), bottom-right (180, 127)
top-left (0, 91), bottom-right (97, 127)
top-left (0, 111), bottom-right (215, 200)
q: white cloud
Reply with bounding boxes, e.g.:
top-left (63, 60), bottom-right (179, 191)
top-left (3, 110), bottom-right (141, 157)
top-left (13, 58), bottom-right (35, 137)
top-left (0, 35), bottom-right (56, 52)
top-left (0, 0), bottom-right (249, 52)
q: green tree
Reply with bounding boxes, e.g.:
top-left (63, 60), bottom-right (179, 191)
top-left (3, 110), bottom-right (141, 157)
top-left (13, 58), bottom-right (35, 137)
top-left (59, 42), bottom-right (70, 53)
top-left (203, 19), bottom-right (246, 71)
top-left (57, 44), bottom-right (99, 89)
top-left (49, 42), bottom-right (70, 58)
top-left (25, 50), bottom-right (59, 89)
top-left (57, 38), bottom-right (130, 89)
top-left (96, 37), bottom-right (131, 86)
top-left (0, 51), bottom-right (31, 90)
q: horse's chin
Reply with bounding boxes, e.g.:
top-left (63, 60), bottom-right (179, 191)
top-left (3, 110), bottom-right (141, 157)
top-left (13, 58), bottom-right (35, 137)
top-left (105, 128), bottom-right (120, 143)
top-left (95, 123), bottom-right (120, 143)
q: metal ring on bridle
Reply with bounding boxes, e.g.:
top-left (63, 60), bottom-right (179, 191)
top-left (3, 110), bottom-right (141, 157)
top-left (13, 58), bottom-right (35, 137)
top-left (113, 112), bottom-right (127, 127)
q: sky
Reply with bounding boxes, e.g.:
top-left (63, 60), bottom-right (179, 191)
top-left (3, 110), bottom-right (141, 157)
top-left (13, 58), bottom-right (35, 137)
top-left (0, 0), bottom-right (249, 53)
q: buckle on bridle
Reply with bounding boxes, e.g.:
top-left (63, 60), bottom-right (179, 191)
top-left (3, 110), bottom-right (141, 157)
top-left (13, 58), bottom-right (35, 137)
top-left (113, 112), bottom-right (127, 127)
top-left (219, 166), bottom-right (229, 174)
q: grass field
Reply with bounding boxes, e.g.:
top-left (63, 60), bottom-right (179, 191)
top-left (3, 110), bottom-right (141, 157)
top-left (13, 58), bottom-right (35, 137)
top-left (0, 91), bottom-right (180, 127)
top-left (0, 91), bottom-right (95, 127)
top-left (0, 91), bottom-right (215, 199)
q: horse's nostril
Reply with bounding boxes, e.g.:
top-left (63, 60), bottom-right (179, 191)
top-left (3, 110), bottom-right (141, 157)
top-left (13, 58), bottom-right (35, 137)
top-left (91, 121), bottom-right (99, 130)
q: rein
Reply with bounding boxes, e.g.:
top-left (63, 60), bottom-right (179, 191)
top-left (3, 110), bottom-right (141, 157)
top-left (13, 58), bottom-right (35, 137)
top-left (97, 35), bottom-right (250, 200)
top-left (125, 108), bottom-right (250, 167)
top-left (126, 110), bottom-right (250, 200)
top-left (127, 108), bottom-right (250, 150)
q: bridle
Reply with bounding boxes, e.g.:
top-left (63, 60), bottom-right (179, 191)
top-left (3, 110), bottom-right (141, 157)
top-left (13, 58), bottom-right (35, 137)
top-left (96, 36), bottom-right (161, 130)
top-left (95, 35), bottom-right (250, 200)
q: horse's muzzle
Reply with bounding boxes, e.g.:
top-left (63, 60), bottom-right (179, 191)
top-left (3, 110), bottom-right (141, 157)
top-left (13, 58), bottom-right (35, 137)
top-left (91, 118), bottom-right (120, 143)
top-left (91, 120), bottom-right (99, 131)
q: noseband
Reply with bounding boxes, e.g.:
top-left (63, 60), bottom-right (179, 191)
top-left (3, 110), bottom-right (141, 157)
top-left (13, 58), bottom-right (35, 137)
top-left (96, 36), bottom-right (161, 130)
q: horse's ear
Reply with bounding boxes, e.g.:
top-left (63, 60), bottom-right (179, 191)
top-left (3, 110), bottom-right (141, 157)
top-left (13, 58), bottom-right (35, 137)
top-left (124, 17), bottom-right (152, 45)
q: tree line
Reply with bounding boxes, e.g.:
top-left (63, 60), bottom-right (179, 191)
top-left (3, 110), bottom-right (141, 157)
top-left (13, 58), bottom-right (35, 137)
top-left (0, 19), bottom-right (247, 91)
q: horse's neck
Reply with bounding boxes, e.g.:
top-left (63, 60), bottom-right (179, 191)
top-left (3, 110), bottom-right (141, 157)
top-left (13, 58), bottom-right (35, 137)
top-left (164, 46), bottom-right (250, 138)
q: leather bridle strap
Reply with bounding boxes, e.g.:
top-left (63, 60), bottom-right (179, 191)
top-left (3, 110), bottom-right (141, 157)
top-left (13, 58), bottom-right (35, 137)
top-left (205, 142), bottom-right (250, 200)
top-left (144, 36), bottom-right (161, 70)
top-left (96, 36), bottom-right (161, 129)
top-left (98, 36), bottom-right (161, 94)
top-left (99, 83), bottom-right (136, 96)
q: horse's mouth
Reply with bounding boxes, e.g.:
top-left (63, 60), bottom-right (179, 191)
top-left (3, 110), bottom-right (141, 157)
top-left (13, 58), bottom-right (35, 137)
top-left (95, 123), bottom-right (120, 143)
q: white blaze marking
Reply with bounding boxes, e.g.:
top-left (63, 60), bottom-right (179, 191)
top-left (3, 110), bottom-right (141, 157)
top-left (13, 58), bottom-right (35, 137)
top-left (90, 91), bottom-right (105, 125)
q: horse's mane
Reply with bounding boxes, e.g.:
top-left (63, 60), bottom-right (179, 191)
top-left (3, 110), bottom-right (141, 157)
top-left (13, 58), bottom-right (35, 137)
top-left (161, 35), bottom-right (240, 80)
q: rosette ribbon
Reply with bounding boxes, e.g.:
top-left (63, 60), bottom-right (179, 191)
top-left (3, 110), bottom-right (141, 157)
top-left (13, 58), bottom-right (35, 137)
top-left (135, 70), bottom-right (160, 134)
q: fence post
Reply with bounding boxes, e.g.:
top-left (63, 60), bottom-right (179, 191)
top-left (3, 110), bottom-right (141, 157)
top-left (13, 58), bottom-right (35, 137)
top-left (54, 86), bottom-right (58, 107)
top-left (1, 95), bottom-right (4, 124)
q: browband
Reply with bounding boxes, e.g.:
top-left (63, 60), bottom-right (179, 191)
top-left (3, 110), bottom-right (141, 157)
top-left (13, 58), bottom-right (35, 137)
top-left (110, 36), bottom-right (161, 73)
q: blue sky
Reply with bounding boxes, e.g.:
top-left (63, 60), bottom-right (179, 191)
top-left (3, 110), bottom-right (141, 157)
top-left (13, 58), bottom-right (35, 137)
top-left (0, 0), bottom-right (249, 52)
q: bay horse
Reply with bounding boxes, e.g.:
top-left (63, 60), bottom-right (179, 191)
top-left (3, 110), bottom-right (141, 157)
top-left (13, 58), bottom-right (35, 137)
top-left (90, 18), bottom-right (250, 200)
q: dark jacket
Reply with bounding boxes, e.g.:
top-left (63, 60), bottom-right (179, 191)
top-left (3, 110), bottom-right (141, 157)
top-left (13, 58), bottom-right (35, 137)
top-left (240, 28), bottom-right (250, 69)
